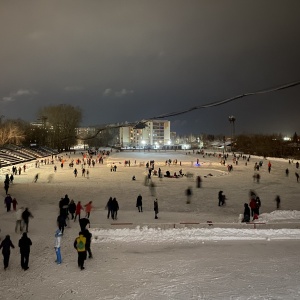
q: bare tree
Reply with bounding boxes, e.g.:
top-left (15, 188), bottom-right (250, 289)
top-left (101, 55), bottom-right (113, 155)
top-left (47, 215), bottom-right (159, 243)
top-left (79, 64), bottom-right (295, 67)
top-left (0, 120), bottom-right (25, 145)
top-left (38, 104), bottom-right (82, 151)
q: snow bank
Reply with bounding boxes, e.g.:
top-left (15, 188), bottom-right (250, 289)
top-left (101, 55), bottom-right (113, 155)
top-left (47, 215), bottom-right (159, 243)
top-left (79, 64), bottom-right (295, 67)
top-left (91, 227), bottom-right (300, 243)
top-left (258, 210), bottom-right (300, 222)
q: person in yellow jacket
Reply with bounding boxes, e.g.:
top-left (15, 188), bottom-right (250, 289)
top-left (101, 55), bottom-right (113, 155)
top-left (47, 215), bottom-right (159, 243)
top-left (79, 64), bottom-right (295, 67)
top-left (74, 232), bottom-right (87, 270)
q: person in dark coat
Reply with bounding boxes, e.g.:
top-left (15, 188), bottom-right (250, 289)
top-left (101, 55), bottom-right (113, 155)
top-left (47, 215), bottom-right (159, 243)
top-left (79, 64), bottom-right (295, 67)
top-left (4, 176), bottom-right (10, 195)
top-left (4, 194), bottom-right (13, 212)
top-left (275, 195), bottom-right (281, 209)
top-left (57, 214), bottom-right (66, 234)
top-left (154, 199), bottom-right (159, 219)
top-left (0, 235), bottom-right (15, 270)
top-left (255, 197), bottom-right (261, 215)
top-left (136, 194), bottom-right (143, 212)
top-left (242, 203), bottom-right (250, 222)
top-left (83, 229), bottom-right (93, 258)
top-left (112, 197), bottom-right (119, 220)
top-left (106, 197), bottom-right (113, 219)
top-left (18, 232), bottom-right (32, 270)
top-left (22, 208), bottom-right (34, 233)
top-left (186, 187), bottom-right (192, 204)
top-left (68, 200), bottom-right (76, 220)
top-left (79, 217), bottom-right (90, 232)
top-left (218, 191), bottom-right (224, 206)
top-left (59, 195), bottom-right (70, 220)
top-left (196, 176), bottom-right (202, 188)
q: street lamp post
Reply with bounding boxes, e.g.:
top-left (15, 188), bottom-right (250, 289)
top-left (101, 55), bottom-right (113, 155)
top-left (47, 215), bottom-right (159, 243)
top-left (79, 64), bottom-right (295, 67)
top-left (228, 116), bottom-right (236, 152)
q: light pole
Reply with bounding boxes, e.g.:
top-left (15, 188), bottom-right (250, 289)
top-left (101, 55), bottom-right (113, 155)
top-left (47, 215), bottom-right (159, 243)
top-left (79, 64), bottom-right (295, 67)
top-left (228, 116), bottom-right (236, 152)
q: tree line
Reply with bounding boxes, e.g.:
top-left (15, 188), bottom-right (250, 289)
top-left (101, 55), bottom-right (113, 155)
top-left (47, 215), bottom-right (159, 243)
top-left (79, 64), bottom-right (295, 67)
top-left (0, 104), bottom-right (299, 158)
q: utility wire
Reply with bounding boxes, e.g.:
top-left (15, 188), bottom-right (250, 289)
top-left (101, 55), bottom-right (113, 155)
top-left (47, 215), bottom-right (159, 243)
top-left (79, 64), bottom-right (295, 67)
top-left (65, 80), bottom-right (300, 141)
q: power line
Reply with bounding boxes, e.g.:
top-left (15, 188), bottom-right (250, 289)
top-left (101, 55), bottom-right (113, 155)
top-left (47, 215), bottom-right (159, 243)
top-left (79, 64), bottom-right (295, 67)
top-left (68, 80), bottom-right (300, 141)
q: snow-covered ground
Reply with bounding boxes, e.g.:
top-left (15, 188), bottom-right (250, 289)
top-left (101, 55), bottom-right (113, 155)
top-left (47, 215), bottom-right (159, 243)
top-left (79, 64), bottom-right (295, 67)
top-left (0, 150), bottom-right (300, 299)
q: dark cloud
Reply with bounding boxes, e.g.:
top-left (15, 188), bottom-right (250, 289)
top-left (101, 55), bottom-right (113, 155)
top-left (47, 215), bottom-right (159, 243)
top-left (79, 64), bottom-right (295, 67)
top-left (0, 0), bottom-right (300, 135)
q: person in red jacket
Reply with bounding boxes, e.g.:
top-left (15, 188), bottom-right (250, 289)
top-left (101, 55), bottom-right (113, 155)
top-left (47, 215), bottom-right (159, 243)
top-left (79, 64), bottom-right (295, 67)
top-left (84, 201), bottom-right (93, 218)
top-left (74, 201), bottom-right (83, 221)
top-left (249, 197), bottom-right (257, 217)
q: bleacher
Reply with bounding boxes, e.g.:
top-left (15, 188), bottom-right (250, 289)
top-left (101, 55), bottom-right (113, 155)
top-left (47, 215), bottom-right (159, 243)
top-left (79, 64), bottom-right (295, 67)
top-left (0, 144), bottom-right (59, 168)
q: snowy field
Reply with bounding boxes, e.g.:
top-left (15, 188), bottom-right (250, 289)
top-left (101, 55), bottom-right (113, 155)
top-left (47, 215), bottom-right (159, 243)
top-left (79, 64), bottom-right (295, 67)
top-left (0, 149), bottom-right (300, 299)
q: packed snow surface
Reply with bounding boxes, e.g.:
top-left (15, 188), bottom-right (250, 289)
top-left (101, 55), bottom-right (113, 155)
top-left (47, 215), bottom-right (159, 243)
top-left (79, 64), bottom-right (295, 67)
top-left (0, 149), bottom-right (300, 299)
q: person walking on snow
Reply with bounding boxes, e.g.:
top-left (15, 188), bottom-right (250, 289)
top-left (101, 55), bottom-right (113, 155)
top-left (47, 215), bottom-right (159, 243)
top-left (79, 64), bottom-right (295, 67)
top-left (57, 214), bottom-right (66, 234)
top-left (268, 161), bottom-right (272, 173)
top-left (112, 197), bottom-right (119, 220)
top-left (249, 197), bottom-right (257, 217)
top-left (74, 201), bottom-right (83, 221)
top-left (84, 201), bottom-right (93, 218)
top-left (275, 195), bottom-right (281, 209)
top-left (136, 194), bottom-right (143, 212)
top-left (154, 199), bottom-right (159, 219)
top-left (79, 217), bottom-right (90, 232)
top-left (0, 235), bottom-right (15, 270)
top-left (54, 229), bottom-right (62, 265)
top-left (74, 232), bottom-right (87, 270)
top-left (18, 232), bottom-right (32, 270)
top-left (12, 198), bottom-right (18, 211)
top-left (68, 200), bottom-right (76, 220)
top-left (4, 177), bottom-right (10, 195)
top-left (186, 187), bottom-right (192, 204)
top-left (15, 207), bottom-right (24, 233)
top-left (22, 208), bottom-right (34, 233)
top-left (4, 194), bottom-right (12, 212)
top-left (83, 229), bottom-right (93, 258)
top-left (295, 172), bottom-right (299, 182)
top-left (106, 197), bottom-right (113, 219)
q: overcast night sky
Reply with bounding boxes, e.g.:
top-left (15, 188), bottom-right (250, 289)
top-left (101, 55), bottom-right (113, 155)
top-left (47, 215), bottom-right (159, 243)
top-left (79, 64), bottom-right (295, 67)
top-left (1, 0), bottom-right (300, 136)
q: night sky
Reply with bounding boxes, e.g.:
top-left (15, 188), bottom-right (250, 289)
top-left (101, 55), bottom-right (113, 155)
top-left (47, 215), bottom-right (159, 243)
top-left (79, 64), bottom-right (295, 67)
top-left (1, 0), bottom-right (300, 136)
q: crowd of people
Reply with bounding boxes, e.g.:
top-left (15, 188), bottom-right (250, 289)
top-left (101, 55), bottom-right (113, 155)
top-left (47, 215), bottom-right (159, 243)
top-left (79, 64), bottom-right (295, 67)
top-left (1, 149), bottom-right (299, 272)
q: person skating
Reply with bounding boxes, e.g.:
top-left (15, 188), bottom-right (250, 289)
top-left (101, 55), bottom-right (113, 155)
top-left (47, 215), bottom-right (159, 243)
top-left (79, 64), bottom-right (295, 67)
top-left (136, 194), bottom-right (143, 212)
top-left (18, 232), bottom-right (32, 270)
top-left (22, 208), bottom-right (34, 233)
top-left (74, 232), bottom-right (87, 270)
top-left (54, 229), bottom-right (62, 264)
top-left (83, 228), bottom-right (92, 258)
top-left (0, 235), bottom-right (15, 270)
top-left (154, 199), bottom-right (159, 219)
top-left (112, 197), bottom-right (119, 220)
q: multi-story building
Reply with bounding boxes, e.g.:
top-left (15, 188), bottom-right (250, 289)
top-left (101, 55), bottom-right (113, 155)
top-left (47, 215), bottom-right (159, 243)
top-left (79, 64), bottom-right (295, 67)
top-left (120, 120), bottom-right (171, 149)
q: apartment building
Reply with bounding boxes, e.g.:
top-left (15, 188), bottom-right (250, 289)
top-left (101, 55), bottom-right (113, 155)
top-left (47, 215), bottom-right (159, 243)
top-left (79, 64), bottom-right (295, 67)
top-left (120, 120), bottom-right (171, 148)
